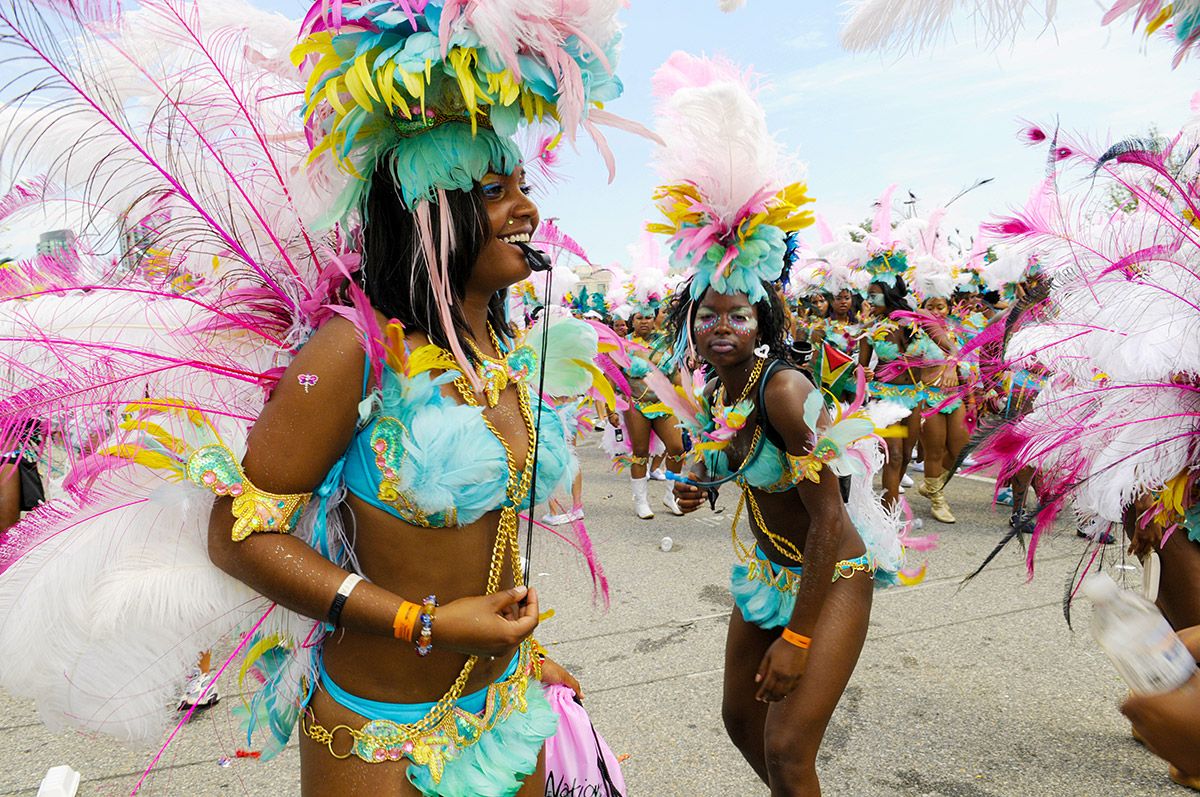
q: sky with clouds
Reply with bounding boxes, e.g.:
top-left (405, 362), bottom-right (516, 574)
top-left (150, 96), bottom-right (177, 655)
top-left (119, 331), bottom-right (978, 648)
top-left (532, 0), bottom-right (1198, 267)
top-left (6, 0), bottom-right (1198, 267)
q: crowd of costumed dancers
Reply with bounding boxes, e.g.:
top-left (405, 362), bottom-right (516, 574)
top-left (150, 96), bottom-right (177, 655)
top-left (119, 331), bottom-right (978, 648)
top-left (835, 0), bottom-right (1200, 788)
top-left (2, 0), bottom-right (1200, 794)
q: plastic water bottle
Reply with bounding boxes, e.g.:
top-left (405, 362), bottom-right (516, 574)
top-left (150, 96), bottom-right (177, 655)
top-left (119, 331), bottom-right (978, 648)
top-left (1082, 572), bottom-right (1195, 695)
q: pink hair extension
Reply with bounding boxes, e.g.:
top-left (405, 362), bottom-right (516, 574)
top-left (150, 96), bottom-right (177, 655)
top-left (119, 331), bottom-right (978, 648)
top-left (415, 197), bottom-right (481, 393)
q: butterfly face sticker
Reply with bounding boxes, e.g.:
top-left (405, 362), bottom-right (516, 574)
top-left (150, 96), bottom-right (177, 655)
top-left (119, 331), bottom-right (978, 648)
top-left (297, 373), bottom-right (319, 393)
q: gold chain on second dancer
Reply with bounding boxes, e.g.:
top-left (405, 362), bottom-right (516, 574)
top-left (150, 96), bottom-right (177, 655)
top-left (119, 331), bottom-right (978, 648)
top-left (713, 356), bottom-right (765, 411)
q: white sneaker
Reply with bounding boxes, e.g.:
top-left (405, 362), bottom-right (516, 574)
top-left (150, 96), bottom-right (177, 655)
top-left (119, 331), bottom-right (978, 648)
top-left (567, 506), bottom-right (585, 522)
top-left (649, 468), bottom-right (667, 481)
top-left (900, 474), bottom-right (914, 488)
top-left (909, 461), bottom-right (925, 473)
top-left (541, 512), bottom-right (572, 526)
top-left (178, 667), bottom-right (219, 712)
top-left (662, 490), bottom-right (683, 516)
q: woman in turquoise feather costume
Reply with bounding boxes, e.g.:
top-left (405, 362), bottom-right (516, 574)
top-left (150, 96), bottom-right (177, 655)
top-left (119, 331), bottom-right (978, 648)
top-left (615, 306), bottom-right (688, 520)
top-left (200, 2), bottom-right (637, 795)
top-left (669, 280), bottom-right (897, 797)
top-left (912, 295), bottom-right (970, 525)
top-left (861, 279), bottom-right (924, 509)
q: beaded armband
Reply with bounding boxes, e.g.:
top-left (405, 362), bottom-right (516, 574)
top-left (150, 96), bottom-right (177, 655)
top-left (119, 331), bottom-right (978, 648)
top-left (186, 444), bottom-right (311, 541)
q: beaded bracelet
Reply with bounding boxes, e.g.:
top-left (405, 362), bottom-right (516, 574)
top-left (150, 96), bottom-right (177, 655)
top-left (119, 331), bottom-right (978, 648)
top-left (781, 628), bottom-right (812, 650)
top-left (415, 595), bottom-right (437, 656)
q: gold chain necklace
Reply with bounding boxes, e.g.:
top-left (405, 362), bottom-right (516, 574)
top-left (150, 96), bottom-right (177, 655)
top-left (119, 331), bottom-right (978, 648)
top-left (711, 357), bottom-right (803, 565)
top-left (450, 370), bottom-right (538, 589)
top-left (713, 356), bottom-right (765, 412)
top-left (321, 348), bottom-right (539, 744)
top-left (463, 325), bottom-right (519, 408)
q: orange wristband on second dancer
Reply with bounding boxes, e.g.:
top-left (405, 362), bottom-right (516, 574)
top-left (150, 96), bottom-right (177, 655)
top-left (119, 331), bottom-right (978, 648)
top-left (393, 601), bottom-right (421, 642)
top-left (781, 628), bottom-right (812, 650)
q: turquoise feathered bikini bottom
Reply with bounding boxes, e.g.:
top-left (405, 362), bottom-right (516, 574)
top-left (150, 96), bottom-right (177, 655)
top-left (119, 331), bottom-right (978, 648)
top-left (309, 642), bottom-right (557, 797)
top-left (922, 385), bottom-right (964, 415)
top-left (633, 396), bottom-right (671, 420)
top-left (731, 546), bottom-right (875, 630)
top-left (867, 381), bottom-right (964, 414)
top-left (867, 380), bottom-right (924, 410)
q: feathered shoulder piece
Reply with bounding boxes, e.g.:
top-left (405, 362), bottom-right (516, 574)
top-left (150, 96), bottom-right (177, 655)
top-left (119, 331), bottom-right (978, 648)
top-left (294, 0), bottom-right (639, 209)
top-left (646, 52), bottom-right (814, 303)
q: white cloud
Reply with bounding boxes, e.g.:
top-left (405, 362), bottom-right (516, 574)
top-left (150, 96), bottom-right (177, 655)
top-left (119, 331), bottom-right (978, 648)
top-left (784, 29), bottom-right (829, 52)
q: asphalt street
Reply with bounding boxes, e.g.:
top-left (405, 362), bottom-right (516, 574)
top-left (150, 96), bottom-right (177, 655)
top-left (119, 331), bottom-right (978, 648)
top-left (0, 438), bottom-right (1185, 796)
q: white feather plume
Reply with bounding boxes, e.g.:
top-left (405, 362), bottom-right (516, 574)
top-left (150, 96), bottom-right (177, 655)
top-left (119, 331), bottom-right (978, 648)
top-left (840, 0), bottom-right (1058, 53)
top-left (651, 52), bottom-right (799, 227)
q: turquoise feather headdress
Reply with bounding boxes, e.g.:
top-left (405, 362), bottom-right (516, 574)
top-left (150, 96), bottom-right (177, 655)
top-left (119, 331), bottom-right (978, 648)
top-left (293, 0), bottom-right (633, 212)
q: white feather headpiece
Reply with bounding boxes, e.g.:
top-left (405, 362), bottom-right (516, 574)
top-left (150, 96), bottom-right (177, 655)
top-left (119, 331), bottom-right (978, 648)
top-left (646, 52), bottom-right (813, 303)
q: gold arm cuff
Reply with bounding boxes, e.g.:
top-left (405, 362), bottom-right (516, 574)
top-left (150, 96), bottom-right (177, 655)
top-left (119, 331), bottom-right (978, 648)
top-left (185, 443), bottom-right (312, 541)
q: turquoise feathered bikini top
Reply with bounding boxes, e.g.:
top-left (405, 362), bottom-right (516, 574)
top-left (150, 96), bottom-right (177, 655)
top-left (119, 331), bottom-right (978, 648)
top-left (702, 434), bottom-right (794, 493)
top-left (341, 350), bottom-right (574, 529)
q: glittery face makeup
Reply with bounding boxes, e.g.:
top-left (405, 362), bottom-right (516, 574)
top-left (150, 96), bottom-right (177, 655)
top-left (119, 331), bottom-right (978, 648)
top-left (693, 307), bottom-right (757, 336)
top-left (729, 311), bottom-right (757, 335)
top-left (693, 311), bottom-right (719, 336)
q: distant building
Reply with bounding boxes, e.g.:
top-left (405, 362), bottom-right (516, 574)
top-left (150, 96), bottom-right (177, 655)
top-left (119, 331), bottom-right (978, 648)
top-left (574, 262), bottom-right (612, 297)
top-left (35, 229), bottom-right (75, 256)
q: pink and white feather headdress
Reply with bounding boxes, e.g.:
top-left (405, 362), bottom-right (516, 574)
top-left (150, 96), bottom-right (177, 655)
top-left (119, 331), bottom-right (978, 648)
top-left (646, 51), bottom-right (814, 303)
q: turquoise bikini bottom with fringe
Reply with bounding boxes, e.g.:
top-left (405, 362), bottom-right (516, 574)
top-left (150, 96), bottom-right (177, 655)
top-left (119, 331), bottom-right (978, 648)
top-left (731, 545), bottom-right (877, 630)
top-left (305, 643), bottom-right (557, 797)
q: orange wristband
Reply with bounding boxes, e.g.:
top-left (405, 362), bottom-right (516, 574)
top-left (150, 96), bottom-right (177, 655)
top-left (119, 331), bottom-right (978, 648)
top-left (781, 628), bottom-right (811, 650)
top-left (392, 601), bottom-right (421, 642)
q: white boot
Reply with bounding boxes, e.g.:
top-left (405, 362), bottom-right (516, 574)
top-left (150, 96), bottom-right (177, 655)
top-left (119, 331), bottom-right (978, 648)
top-left (631, 476), bottom-right (654, 519)
top-left (662, 484), bottom-right (683, 516)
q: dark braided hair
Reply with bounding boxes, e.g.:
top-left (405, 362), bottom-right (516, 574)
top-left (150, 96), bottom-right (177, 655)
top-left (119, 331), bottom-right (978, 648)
top-left (359, 163), bottom-right (511, 356)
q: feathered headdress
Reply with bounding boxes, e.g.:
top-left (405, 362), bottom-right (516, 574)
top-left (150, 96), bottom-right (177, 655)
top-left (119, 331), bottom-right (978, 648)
top-left (646, 52), bottom-right (814, 303)
top-left (863, 184), bottom-right (910, 285)
top-left (614, 232), bottom-right (673, 315)
top-left (293, 0), bottom-right (647, 389)
top-left (894, 210), bottom-right (969, 301)
top-left (294, 0), bottom-right (636, 213)
top-left (790, 221), bottom-right (870, 296)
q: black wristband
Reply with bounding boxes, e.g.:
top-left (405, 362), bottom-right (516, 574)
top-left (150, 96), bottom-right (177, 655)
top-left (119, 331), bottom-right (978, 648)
top-left (327, 573), bottom-right (363, 627)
